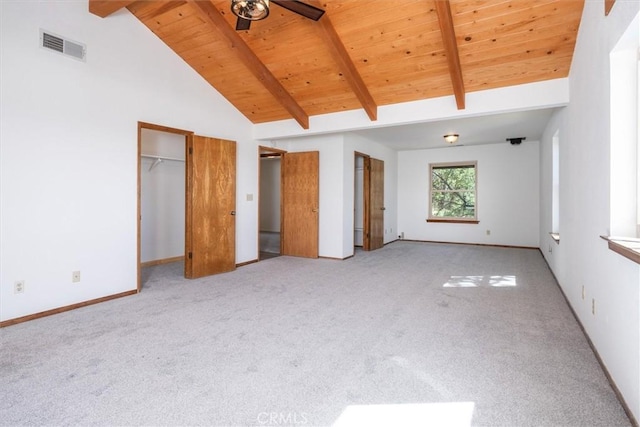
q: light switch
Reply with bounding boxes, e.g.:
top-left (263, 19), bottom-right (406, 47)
top-left (246, 193), bottom-right (253, 201)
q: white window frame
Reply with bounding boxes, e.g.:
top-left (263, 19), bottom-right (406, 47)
top-left (428, 161), bottom-right (479, 223)
top-left (605, 11), bottom-right (640, 265)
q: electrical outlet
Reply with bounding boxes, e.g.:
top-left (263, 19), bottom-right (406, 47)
top-left (486, 229), bottom-right (491, 236)
top-left (72, 271), bottom-right (81, 283)
top-left (14, 280), bottom-right (25, 294)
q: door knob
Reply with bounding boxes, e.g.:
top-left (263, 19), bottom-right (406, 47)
top-left (381, 207), bottom-right (386, 210)
top-left (230, 211), bottom-right (236, 216)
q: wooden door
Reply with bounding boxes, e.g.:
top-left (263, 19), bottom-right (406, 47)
top-left (185, 135), bottom-right (236, 278)
top-left (281, 151), bottom-right (319, 258)
top-left (364, 157), bottom-right (384, 251)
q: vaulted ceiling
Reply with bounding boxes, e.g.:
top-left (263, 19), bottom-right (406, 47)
top-left (89, 0), bottom-right (584, 130)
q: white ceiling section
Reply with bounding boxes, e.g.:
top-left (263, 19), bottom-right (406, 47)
top-left (253, 78), bottom-right (569, 148)
top-left (352, 108), bottom-right (556, 150)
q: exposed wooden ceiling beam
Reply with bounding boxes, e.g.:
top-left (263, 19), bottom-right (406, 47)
top-left (314, 8), bottom-right (377, 121)
top-left (186, 0), bottom-right (309, 129)
top-left (605, 0), bottom-right (616, 15)
top-left (88, 0), bottom-right (136, 18)
top-left (434, 0), bottom-right (465, 110)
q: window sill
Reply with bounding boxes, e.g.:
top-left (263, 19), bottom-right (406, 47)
top-left (427, 219), bottom-right (479, 224)
top-left (550, 232), bottom-right (560, 243)
top-left (601, 235), bottom-right (640, 265)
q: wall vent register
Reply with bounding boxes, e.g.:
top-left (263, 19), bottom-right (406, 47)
top-left (40, 30), bottom-right (86, 61)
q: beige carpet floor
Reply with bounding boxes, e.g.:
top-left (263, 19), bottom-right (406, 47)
top-left (0, 241), bottom-right (632, 426)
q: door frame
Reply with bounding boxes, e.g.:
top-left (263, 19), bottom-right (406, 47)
top-left (354, 151), bottom-right (384, 251)
top-left (355, 151), bottom-right (373, 251)
top-left (137, 121), bottom-right (193, 292)
top-left (258, 146), bottom-right (287, 260)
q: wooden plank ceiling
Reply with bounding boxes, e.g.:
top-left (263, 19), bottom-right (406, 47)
top-left (91, 0), bottom-right (584, 129)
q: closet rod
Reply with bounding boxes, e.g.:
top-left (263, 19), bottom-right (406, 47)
top-left (142, 154), bottom-right (185, 172)
top-left (141, 154), bottom-right (185, 162)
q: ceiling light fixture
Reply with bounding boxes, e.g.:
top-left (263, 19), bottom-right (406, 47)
top-left (231, 0), bottom-right (270, 21)
top-left (444, 133), bottom-right (459, 144)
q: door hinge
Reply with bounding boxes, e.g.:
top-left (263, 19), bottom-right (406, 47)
top-left (188, 252), bottom-right (192, 259)
top-left (189, 147), bottom-right (193, 155)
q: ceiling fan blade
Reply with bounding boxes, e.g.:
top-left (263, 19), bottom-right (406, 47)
top-left (271, 0), bottom-right (325, 21)
top-left (236, 17), bottom-right (251, 31)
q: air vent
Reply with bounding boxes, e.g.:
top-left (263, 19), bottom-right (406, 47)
top-left (40, 29), bottom-right (86, 61)
top-left (42, 32), bottom-right (63, 53)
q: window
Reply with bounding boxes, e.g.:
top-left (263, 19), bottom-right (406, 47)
top-left (606, 10), bottom-right (639, 264)
top-left (428, 162), bottom-right (478, 223)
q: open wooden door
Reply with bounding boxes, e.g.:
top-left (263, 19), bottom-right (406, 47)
top-left (281, 151), bottom-right (319, 258)
top-left (364, 157), bottom-right (384, 251)
top-left (185, 135), bottom-right (236, 278)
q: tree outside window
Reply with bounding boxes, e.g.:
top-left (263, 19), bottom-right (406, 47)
top-left (429, 162), bottom-right (478, 222)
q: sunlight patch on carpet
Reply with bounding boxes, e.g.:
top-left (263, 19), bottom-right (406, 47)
top-left (443, 275), bottom-right (517, 287)
top-left (332, 402), bottom-right (475, 427)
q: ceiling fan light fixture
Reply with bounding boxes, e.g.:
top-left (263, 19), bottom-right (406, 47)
top-left (444, 133), bottom-right (459, 144)
top-left (231, 0), bottom-right (270, 21)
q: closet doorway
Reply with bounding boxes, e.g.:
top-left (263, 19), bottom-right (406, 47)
top-left (258, 146), bottom-right (286, 260)
top-left (354, 152), bottom-right (385, 252)
top-left (354, 154), bottom-right (365, 248)
top-left (139, 123), bottom-right (189, 290)
top-left (137, 122), bottom-right (237, 290)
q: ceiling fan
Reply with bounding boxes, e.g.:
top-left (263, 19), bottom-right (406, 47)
top-left (231, 0), bottom-right (325, 31)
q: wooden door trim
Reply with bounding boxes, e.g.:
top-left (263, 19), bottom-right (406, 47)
top-left (259, 145), bottom-right (287, 155)
top-left (363, 156), bottom-right (372, 251)
top-left (137, 122), bottom-right (192, 293)
top-left (355, 152), bottom-right (371, 250)
top-left (184, 134), bottom-right (194, 278)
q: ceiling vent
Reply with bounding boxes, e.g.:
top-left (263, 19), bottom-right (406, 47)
top-left (40, 30), bottom-right (86, 61)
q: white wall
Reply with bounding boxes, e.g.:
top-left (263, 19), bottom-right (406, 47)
top-left (539, 0), bottom-right (640, 420)
top-left (140, 130), bottom-right (186, 263)
top-left (0, 1), bottom-right (258, 322)
top-left (398, 142), bottom-right (540, 247)
top-left (259, 158), bottom-right (280, 232)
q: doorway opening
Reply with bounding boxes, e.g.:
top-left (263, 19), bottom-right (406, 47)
top-left (259, 146), bottom-right (286, 260)
top-left (137, 123), bottom-right (237, 290)
top-left (354, 151), bottom-right (385, 252)
top-left (137, 122), bottom-right (191, 291)
top-left (354, 153), bottom-right (366, 249)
